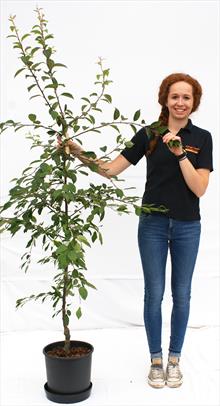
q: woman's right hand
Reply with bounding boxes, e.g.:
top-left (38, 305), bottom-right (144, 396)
top-left (57, 135), bottom-right (82, 156)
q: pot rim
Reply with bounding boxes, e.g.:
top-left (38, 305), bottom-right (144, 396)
top-left (43, 340), bottom-right (94, 359)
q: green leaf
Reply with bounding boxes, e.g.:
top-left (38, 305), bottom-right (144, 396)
top-left (73, 125), bottom-right (80, 133)
top-left (14, 125), bottom-right (25, 132)
top-left (76, 307), bottom-right (82, 319)
top-left (27, 84), bottom-right (37, 92)
top-left (28, 114), bottom-right (36, 122)
top-left (79, 286), bottom-right (88, 300)
top-left (43, 48), bottom-right (52, 58)
top-left (82, 151), bottom-right (97, 159)
top-left (150, 121), bottom-right (161, 128)
top-left (40, 163), bottom-right (52, 174)
top-left (98, 232), bottom-right (103, 245)
top-left (52, 189), bottom-right (63, 200)
top-left (103, 69), bottom-right (110, 77)
top-left (32, 29), bottom-right (41, 35)
top-left (66, 170), bottom-right (77, 183)
top-left (61, 93), bottom-right (74, 99)
top-left (168, 140), bottom-right (181, 148)
top-left (83, 280), bottom-right (97, 290)
top-left (81, 97), bottom-right (90, 103)
top-left (92, 232), bottom-right (97, 242)
top-left (13, 43), bottom-right (22, 50)
top-left (79, 170), bottom-right (88, 176)
top-left (115, 188), bottom-right (124, 198)
top-left (111, 124), bottom-right (120, 133)
top-left (57, 253), bottom-right (69, 269)
top-left (124, 141), bottom-right (134, 148)
top-left (100, 146), bottom-right (107, 153)
top-left (54, 63), bottom-right (67, 68)
top-left (49, 110), bottom-right (59, 120)
top-left (157, 126), bottom-right (168, 135)
top-left (32, 62), bottom-right (44, 70)
top-left (92, 107), bottom-right (102, 113)
top-left (2, 201), bottom-right (13, 211)
top-left (103, 94), bottom-right (112, 103)
top-left (72, 269), bottom-right (79, 278)
top-left (104, 80), bottom-right (113, 86)
top-left (51, 102), bottom-right (59, 110)
top-left (130, 124), bottom-right (137, 133)
top-left (134, 205), bottom-right (142, 216)
top-left (21, 55), bottom-right (30, 65)
top-left (21, 33), bottom-right (30, 41)
top-left (67, 250), bottom-right (77, 262)
top-left (29, 95), bottom-right (41, 100)
top-left (45, 34), bottom-right (54, 40)
top-left (41, 75), bottom-right (50, 81)
top-left (14, 68), bottom-right (25, 78)
top-left (133, 109), bottom-right (141, 121)
top-left (77, 235), bottom-right (91, 247)
top-left (31, 47), bottom-right (40, 55)
top-left (45, 83), bottom-right (57, 89)
top-left (117, 205), bottom-right (127, 212)
top-left (88, 114), bottom-right (95, 124)
top-left (113, 108), bottom-right (120, 120)
top-left (63, 183), bottom-right (76, 194)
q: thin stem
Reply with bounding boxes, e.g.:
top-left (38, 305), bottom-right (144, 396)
top-left (62, 157), bottom-right (71, 351)
top-left (9, 16), bottom-right (52, 111)
top-left (64, 120), bottom-right (145, 140)
top-left (36, 8), bottom-right (66, 122)
top-left (72, 57), bottom-right (106, 122)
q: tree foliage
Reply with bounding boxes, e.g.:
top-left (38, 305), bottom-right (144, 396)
top-left (1, 8), bottom-right (167, 350)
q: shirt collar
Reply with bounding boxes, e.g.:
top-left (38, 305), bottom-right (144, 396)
top-left (182, 119), bottom-right (193, 133)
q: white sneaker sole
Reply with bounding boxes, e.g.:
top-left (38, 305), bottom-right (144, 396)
top-left (148, 378), bottom-right (165, 389)
top-left (166, 379), bottom-right (183, 388)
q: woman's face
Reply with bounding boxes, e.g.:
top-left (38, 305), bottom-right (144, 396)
top-left (166, 81), bottom-right (194, 121)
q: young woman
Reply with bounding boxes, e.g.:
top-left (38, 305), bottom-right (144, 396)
top-left (58, 73), bottom-right (213, 388)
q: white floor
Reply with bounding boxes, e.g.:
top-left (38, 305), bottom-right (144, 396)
top-left (1, 326), bottom-right (219, 406)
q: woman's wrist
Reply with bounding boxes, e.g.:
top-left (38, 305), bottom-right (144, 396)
top-left (176, 150), bottom-right (187, 162)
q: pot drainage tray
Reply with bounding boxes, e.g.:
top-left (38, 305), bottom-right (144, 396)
top-left (44, 382), bottom-right (92, 403)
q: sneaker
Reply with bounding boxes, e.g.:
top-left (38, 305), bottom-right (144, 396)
top-left (166, 360), bottom-right (183, 388)
top-left (148, 363), bottom-right (166, 388)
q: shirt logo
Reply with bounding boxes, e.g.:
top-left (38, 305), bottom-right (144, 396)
top-left (184, 145), bottom-right (200, 154)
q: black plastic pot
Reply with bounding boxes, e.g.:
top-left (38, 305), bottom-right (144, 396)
top-left (43, 340), bottom-right (94, 404)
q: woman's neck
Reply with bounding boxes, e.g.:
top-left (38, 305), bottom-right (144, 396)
top-left (168, 117), bottom-right (189, 134)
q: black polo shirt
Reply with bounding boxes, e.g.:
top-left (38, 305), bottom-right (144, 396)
top-left (121, 119), bottom-right (213, 220)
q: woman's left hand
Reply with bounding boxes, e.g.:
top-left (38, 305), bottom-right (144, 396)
top-left (162, 132), bottom-right (183, 156)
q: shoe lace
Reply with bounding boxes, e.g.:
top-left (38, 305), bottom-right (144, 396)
top-left (151, 365), bottom-right (163, 378)
top-left (167, 362), bottom-right (181, 378)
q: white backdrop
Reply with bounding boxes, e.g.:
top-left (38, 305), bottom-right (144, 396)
top-left (1, 0), bottom-right (219, 332)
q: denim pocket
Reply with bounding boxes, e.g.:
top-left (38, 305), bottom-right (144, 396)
top-left (139, 213), bottom-right (153, 223)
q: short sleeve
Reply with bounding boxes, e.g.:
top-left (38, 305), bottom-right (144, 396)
top-left (196, 131), bottom-right (213, 171)
top-left (120, 127), bottom-right (149, 165)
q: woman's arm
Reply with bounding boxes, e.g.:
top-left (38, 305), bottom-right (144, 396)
top-left (96, 155), bottom-right (132, 178)
top-left (178, 161), bottom-right (210, 197)
top-left (57, 137), bottom-right (131, 178)
top-left (162, 132), bottom-right (210, 197)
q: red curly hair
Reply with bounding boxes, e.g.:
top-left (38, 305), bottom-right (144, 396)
top-left (158, 73), bottom-right (202, 125)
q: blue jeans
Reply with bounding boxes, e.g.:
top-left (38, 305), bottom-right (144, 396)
top-left (138, 214), bottom-right (201, 359)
